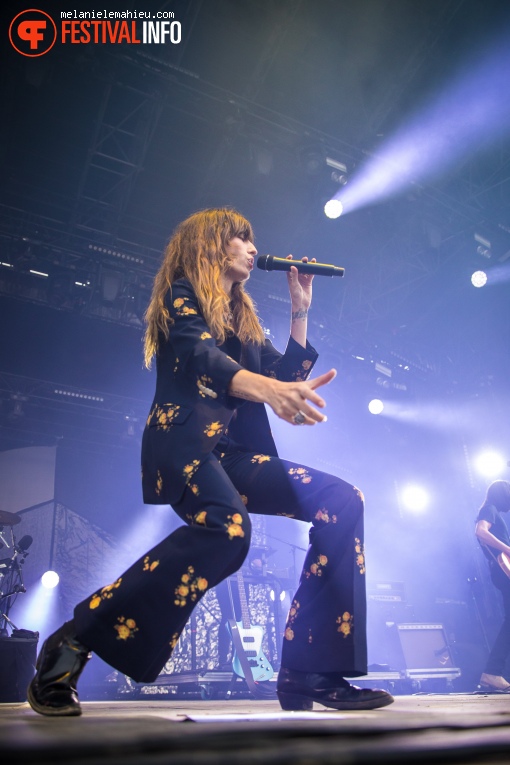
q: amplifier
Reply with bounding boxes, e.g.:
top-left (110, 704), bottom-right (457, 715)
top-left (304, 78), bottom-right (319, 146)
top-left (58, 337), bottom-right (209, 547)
top-left (367, 581), bottom-right (406, 603)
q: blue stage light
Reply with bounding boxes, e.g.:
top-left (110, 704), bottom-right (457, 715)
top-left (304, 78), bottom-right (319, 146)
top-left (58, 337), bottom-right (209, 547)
top-left (471, 270), bottom-right (487, 287)
top-left (368, 399), bottom-right (384, 414)
top-left (324, 199), bottom-right (343, 219)
top-left (475, 450), bottom-right (506, 478)
top-left (41, 570), bottom-right (60, 589)
top-left (401, 485), bottom-right (429, 513)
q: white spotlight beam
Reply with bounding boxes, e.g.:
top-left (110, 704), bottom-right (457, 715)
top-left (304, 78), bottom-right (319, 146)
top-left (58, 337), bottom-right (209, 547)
top-left (333, 30), bottom-right (510, 216)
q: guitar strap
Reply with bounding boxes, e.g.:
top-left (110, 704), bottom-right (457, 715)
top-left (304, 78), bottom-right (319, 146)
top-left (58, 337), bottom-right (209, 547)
top-left (227, 619), bottom-right (275, 699)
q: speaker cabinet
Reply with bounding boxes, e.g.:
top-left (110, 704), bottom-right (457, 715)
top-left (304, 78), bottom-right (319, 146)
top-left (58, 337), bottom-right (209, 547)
top-left (0, 634), bottom-right (38, 702)
top-left (397, 623), bottom-right (454, 671)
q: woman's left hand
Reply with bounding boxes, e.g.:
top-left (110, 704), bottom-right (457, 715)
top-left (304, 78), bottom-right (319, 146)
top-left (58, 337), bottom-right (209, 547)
top-left (285, 255), bottom-right (315, 310)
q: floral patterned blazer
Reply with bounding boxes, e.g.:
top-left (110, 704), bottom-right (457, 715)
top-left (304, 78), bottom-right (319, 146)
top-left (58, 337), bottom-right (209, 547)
top-left (141, 278), bottom-right (318, 505)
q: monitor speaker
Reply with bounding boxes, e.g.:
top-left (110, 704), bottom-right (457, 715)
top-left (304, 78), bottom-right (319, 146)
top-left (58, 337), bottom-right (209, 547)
top-left (397, 623), bottom-right (454, 670)
top-left (0, 633), bottom-right (38, 702)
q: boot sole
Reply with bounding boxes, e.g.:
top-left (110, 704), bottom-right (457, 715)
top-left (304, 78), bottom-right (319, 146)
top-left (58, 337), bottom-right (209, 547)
top-left (277, 690), bottom-right (394, 711)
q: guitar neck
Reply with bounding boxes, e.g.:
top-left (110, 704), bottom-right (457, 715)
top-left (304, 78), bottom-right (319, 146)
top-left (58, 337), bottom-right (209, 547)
top-left (236, 571), bottom-right (252, 630)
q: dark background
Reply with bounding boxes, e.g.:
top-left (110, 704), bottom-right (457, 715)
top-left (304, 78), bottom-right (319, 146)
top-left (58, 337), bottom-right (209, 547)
top-left (1, 0), bottom-right (510, 681)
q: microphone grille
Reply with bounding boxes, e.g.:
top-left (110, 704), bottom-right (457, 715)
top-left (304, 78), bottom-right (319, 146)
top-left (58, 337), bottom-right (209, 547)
top-left (256, 254), bottom-right (271, 271)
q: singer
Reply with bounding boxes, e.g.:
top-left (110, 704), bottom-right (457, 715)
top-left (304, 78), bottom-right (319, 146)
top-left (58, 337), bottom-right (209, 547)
top-left (28, 208), bottom-right (393, 716)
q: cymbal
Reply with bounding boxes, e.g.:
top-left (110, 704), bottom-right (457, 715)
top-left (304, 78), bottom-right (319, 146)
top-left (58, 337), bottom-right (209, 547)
top-left (0, 510), bottom-right (21, 526)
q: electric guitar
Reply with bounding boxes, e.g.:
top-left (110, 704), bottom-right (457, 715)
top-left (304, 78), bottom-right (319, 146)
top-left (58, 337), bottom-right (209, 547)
top-left (227, 571), bottom-right (274, 682)
top-left (483, 543), bottom-right (510, 579)
top-left (498, 551), bottom-right (510, 578)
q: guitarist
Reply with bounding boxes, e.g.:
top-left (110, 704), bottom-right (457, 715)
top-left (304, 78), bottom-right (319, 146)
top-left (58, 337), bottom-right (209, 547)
top-left (475, 479), bottom-right (510, 692)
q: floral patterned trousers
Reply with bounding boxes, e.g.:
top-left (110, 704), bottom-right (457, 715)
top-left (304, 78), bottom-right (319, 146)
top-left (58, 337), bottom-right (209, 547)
top-left (73, 451), bottom-right (367, 682)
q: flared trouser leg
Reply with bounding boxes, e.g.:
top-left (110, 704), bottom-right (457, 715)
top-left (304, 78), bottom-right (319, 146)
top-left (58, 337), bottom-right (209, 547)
top-left (74, 454), bottom-right (251, 682)
top-left (219, 452), bottom-right (367, 676)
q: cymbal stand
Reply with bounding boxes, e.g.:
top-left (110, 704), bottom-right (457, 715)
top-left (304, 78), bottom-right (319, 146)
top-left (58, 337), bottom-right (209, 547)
top-left (0, 527), bottom-right (28, 635)
top-left (0, 612), bottom-right (20, 636)
top-left (0, 528), bottom-right (10, 549)
top-left (0, 522), bottom-right (15, 559)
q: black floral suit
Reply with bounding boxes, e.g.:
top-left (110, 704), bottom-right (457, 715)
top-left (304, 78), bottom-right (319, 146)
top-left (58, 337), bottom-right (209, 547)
top-left (73, 279), bottom-right (367, 683)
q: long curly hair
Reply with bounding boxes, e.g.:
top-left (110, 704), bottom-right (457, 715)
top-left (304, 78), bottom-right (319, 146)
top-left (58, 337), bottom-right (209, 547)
top-left (143, 208), bottom-right (265, 367)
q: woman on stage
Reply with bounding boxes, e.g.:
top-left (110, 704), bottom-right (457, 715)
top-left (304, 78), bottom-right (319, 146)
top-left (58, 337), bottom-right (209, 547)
top-left (28, 208), bottom-right (393, 715)
top-left (475, 479), bottom-right (510, 691)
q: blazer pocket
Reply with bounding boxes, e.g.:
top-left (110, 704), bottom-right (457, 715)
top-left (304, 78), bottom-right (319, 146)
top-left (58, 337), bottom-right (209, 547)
top-left (146, 403), bottom-right (193, 430)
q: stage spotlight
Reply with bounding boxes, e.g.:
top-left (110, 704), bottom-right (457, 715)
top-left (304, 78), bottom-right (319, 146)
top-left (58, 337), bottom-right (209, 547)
top-left (471, 270), bottom-right (487, 288)
top-left (330, 170), bottom-right (348, 186)
top-left (41, 570), bottom-right (60, 589)
top-left (474, 232), bottom-right (491, 258)
top-left (475, 450), bottom-right (506, 478)
top-left (324, 199), bottom-right (343, 219)
top-left (7, 394), bottom-right (27, 420)
top-left (368, 399), bottom-right (384, 415)
top-left (401, 485), bottom-right (429, 513)
top-left (299, 142), bottom-right (325, 176)
top-left (124, 414), bottom-right (138, 438)
top-left (269, 589), bottom-right (286, 602)
top-left (100, 270), bottom-right (123, 302)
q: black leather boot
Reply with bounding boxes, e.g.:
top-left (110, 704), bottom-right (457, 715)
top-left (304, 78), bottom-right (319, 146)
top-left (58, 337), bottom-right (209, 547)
top-left (277, 667), bottom-right (394, 711)
top-left (27, 620), bottom-right (92, 716)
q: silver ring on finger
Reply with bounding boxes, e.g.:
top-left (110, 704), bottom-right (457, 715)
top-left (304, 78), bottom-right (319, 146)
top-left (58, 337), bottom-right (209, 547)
top-left (293, 410), bottom-right (306, 425)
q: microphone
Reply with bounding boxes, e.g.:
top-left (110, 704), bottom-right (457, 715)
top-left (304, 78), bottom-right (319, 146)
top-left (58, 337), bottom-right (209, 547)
top-left (257, 254), bottom-right (345, 277)
top-left (16, 535), bottom-right (33, 553)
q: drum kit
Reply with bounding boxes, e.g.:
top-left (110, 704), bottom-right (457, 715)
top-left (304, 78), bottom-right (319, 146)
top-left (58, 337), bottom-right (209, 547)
top-left (0, 510), bottom-right (32, 634)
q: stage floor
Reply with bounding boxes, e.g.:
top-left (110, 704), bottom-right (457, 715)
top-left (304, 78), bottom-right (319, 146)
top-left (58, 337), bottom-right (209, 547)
top-left (2, 693), bottom-right (510, 764)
